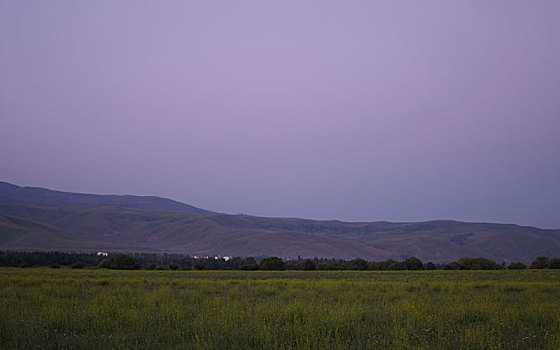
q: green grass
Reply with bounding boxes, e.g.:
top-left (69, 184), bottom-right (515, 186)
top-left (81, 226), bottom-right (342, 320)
top-left (1, 269), bottom-right (559, 349)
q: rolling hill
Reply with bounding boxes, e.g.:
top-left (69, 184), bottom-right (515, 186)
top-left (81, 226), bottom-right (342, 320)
top-left (0, 213), bottom-right (127, 252)
top-left (0, 182), bottom-right (559, 263)
top-left (0, 182), bottom-right (206, 212)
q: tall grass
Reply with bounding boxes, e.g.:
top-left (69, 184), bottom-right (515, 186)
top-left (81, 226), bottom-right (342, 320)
top-left (1, 268), bottom-right (558, 349)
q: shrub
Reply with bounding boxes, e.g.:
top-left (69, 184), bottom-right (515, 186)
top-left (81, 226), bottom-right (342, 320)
top-left (548, 258), bottom-right (560, 269)
top-left (369, 260), bottom-right (405, 270)
top-left (446, 257), bottom-right (503, 270)
top-left (317, 262), bottom-right (342, 270)
top-left (345, 258), bottom-right (368, 270)
top-left (50, 264), bottom-right (60, 269)
top-left (19, 261), bottom-right (32, 268)
top-left (444, 261), bottom-right (462, 270)
top-left (71, 262), bottom-right (85, 269)
top-left (425, 262), bottom-right (436, 270)
top-left (99, 254), bottom-right (140, 270)
top-left (404, 257), bottom-right (424, 270)
top-left (530, 256), bottom-right (550, 269)
top-left (169, 263), bottom-right (179, 270)
top-left (508, 262), bottom-right (527, 270)
top-left (258, 257), bottom-right (285, 271)
top-left (239, 264), bottom-right (258, 270)
top-left (295, 259), bottom-right (316, 271)
top-left (387, 259), bottom-right (406, 270)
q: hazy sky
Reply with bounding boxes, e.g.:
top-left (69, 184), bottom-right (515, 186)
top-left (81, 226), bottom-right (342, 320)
top-left (1, 1), bottom-right (559, 228)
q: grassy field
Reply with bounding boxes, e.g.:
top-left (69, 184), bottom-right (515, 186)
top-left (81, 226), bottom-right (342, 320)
top-left (1, 268), bottom-right (559, 349)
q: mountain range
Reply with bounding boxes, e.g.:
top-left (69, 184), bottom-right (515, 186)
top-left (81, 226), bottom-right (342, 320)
top-left (1, 181), bottom-right (558, 263)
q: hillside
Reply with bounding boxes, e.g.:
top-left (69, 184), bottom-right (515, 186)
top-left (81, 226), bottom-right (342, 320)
top-left (0, 213), bottom-right (129, 252)
top-left (0, 197), bottom-right (394, 260)
top-left (0, 182), bottom-right (206, 212)
top-left (1, 184), bottom-right (559, 263)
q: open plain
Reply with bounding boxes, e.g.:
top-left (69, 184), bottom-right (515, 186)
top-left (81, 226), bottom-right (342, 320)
top-left (1, 268), bottom-right (559, 349)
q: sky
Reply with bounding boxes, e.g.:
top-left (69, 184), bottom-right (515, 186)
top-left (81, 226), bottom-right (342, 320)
top-left (1, 1), bottom-right (559, 228)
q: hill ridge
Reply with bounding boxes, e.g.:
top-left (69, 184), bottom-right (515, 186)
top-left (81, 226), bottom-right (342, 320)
top-left (0, 182), bottom-right (559, 263)
top-left (0, 181), bottom-right (207, 213)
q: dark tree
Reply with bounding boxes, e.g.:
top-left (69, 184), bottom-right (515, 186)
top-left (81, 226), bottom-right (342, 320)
top-left (530, 256), bottom-right (550, 269)
top-left (387, 259), bottom-right (406, 270)
top-left (99, 254), bottom-right (140, 270)
top-left (317, 261), bottom-right (342, 270)
top-left (345, 258), bottom-right (368, 270)
top-left (548, 257), bottom-right (560, 269)
top-left (258, 257), bottom-right (285, 270)
top-left (507, 262), bottom-right (527, 270)
top-left (180, 260), bottom-right (192, 270)
top-left (71, 262), bottom-right (85, 269)
top-left (456, 257), bottom-right (503, 270)
top-left (404, 257), bottom-right (424, 270)
top-left (296, 259), bottom-right (317, 271)
top-left (425, 262), bottom-right (436, 270)
top-left (19, 260), bottom-right (32, 268)
top-left (244, 257), bottom-right (257, 265)
top-left (239, 264), bottom-right (259, 270)
top-left (444, 261), bottom-right (461, 270)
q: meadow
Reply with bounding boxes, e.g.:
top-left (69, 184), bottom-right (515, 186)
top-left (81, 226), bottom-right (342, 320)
top-left (0, 268), bottom-right (559, 349)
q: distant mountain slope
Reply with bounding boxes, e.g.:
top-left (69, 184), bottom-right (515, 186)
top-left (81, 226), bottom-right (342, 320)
top-left (0, 182), bottom-right (207, 212)
top-left (1, 194), bottom-right (559, 263)
top-left (0, 197), bottom-right (394, 260)
top-left (0, 213), bottom-right (129, 252)
top-left (204, 215), bottom-right (560, 263)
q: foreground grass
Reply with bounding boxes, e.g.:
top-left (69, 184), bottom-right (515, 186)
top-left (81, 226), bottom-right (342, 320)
top-left (0, 269), bottom-right (559, 349)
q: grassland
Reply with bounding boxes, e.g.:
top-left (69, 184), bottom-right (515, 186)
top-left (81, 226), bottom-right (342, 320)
top-left (1, 268), bottom-right (559, 349)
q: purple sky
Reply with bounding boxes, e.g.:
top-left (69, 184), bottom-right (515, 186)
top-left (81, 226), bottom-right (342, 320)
top-left (1, 1), bottom-right (559, 228)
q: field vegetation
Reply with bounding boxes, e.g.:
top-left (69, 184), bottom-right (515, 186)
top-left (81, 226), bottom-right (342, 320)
top-left (1, 268), bottom-right (559, 349)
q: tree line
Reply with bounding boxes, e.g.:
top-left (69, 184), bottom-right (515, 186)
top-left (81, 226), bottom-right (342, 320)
top-left (1, 251), bottom-right (559, 271)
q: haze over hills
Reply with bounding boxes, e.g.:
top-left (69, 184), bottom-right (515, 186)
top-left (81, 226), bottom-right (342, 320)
top-left (0, 182), bottom-right (558, 263)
